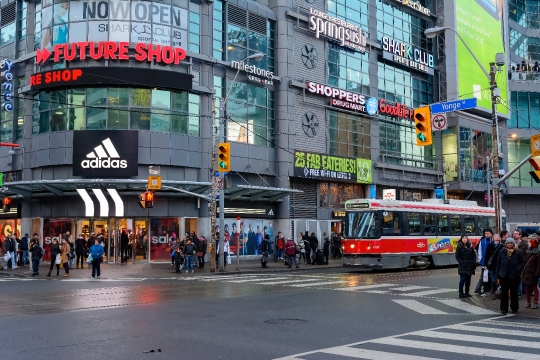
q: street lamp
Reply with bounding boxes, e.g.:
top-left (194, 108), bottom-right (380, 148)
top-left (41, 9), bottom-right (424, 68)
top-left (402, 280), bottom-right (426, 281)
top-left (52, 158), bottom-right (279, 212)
top-left (424, 26), bottom-right (505, 233)
top-left (210, 52), bottom-right (265, 272)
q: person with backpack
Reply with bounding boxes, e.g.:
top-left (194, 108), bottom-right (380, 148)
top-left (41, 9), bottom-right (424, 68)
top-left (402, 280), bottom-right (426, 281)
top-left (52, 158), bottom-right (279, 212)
top-left (183, 238), bottom-right (197, 273)
top-left (260, 234), bottom-right (271, 268)
top-left (89, 238), bottom-right (105, 279)
top-left (284, 237), bottom-right (299, 269)
top-left (20, 234), bottom-right (29, 267)
top-left (47, 238), bottom-right (61, 277)
top-left (323, 237), bottom-right (330, 265)
top-left (29, 238), bottom-right (43, 276)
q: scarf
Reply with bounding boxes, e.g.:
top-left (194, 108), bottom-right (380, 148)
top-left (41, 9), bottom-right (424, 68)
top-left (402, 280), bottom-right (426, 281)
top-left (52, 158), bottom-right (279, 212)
top-left (506, 247), bottom-right (515, 259)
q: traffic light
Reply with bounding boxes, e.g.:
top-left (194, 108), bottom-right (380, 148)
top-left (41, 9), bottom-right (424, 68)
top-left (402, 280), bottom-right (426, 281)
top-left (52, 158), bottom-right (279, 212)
top-left (217, 142), bottom-right (230, 172)
top-left (2, 197), bottom-right (11, 212)
top-left (138, 192), bottom-right (154, 209)
top-left (413, 106), bottom-right (433, 146)
top-left (529, 157), bottom-right (540, 183)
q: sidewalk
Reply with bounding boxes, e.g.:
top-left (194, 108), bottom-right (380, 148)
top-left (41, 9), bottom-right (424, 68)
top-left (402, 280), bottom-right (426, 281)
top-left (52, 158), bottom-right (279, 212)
top-left (0, 258), bottom-right (343, 279)
top-left (468, 291), bottom-right (540, 318)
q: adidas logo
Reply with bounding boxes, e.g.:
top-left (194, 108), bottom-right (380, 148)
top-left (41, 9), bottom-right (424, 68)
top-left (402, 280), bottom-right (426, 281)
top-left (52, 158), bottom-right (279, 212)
top-left (81, 138), bottom-right (128, 169)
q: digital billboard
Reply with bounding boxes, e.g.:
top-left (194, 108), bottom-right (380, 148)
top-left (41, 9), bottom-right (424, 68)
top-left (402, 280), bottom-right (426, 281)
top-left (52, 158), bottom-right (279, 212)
top-left (455, 0), bottom-right (508, 115)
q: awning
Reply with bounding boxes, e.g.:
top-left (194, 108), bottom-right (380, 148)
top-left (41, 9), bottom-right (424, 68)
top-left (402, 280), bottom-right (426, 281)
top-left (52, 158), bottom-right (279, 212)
top-left (224, 184), bottom-right (302, 202)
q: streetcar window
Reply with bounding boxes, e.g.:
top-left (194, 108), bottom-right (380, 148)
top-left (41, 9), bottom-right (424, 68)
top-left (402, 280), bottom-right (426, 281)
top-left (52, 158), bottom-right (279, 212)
top-left (346, 211), bottom-right (380, 238)
top-left (423, 214), bottom-right (436, 235)
top-left (450, 215), bottom-right (462, 235)
top-left (488, 216), bottom-right (496, 229)
top-left (464, 216), bottom-right (475, 235)
top-left (477, 217), bottom-right (488, 234)
top-left (438, 214), bottom-right (449, 235)
top-left (407, 213), bottom-right (422, 235)
top-left (382, 212), bottom-right (401, 235)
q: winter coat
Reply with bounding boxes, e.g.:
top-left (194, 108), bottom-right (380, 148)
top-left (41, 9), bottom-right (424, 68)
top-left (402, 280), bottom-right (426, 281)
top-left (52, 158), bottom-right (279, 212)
top-left (184, 243), bottom-right (197, 256)
top-left (30, 243), bottom-right (41, 260)
top-left (297, 240), bottom-right (305, 253)
top-left (284, 240), bottom-right (296, 256)
top-left (61, 243), bottom-right (71, 263)
top-left (121, 233), bottom-right (129, 247)
top-left (3, 237), bottom-right (11, 252)
top-left (309, 235), bottom-right (319, 251)
top-left (303, 239), bottom-right (311, 252)
top-left (50, 243), bottom-right (60, 257)
top-left (197, 239), bottom-right (207, 254)
top-left (20, 236), bottom-right (29, 250)
top-left (89, 244), bottom-right (104, 259)
top-left (517, 240), bottom-right (529, 259)
top-left (475, 236), bottom-right (492, 266)
top-left (323, 241), bottom-right (330, 255)
top-left (496, 247), bottom-right (526, 279)
top-left (75, 238), bottom-right (86, 255)
top-left (484, 242), bottom-right (503, 272)
top-left (260, 239), bottom-right (270, 252)
top-left (455, 241), bottom-right (476, 276)
top-left (521, 248), bottom-right (540, 286)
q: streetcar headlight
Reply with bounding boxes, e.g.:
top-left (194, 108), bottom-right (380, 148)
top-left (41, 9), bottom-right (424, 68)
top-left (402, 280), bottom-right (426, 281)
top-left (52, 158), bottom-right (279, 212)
top-left (367, 243), bottom-right (371, 250)
top-left (350, 244), bottom-right (355, 249)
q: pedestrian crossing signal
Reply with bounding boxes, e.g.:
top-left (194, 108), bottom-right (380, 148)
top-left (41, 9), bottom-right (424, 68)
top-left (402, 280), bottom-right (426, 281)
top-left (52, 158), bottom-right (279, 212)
top-left (138, 192), bottom-right (154, 209)
top-left (217, 142), bottom-right (230, 172)
top-left (2, 197), bottom-right (11, 212)
top-left (529, 157), bottom-right (540, 183)
top-left (414, 106), bottom-right (433, 147)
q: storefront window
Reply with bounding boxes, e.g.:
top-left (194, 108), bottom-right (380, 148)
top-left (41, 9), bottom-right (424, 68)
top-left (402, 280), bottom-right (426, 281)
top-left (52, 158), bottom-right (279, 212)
top-left (328, 110), bottom-right (371, 159)
top-left (42, 219), bottom-right (73, 262)
top-left (459, 126), bottom-right (492, 183)
top-left (149, 218), bottom-right (180, 262)
top-left (442, 127), bottom-right (458, 182)
top-left (329, 183), bottom-right (364, 208)
top-left (33, 88), bottom-right (198, 135)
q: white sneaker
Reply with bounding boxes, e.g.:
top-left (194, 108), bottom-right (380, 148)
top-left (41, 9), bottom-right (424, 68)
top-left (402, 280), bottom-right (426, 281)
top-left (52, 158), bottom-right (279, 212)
top-left (190, 270), bottom-right (194, 273)
top-left (13, 266), bottom-right (17, 269)
top-left (186, 270), bottom-right (189, 273)
top-left (97, 276), bottom-right (100, 279)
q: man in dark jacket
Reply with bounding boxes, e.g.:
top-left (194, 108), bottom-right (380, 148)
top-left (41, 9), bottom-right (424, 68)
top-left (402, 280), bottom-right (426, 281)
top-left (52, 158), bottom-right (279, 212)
top-left (309, 233), bottom-right (319, 265)
top-left (484, 233), bottom-right (503, 300)
top-left (474, 228), bottom-right (493, 294)
top-left (303, 232), bottom-right (311, 265)
top-left (496, 238), bottom-right (526, 314)
top-left (120, 230), bottom-right (129, 263)
top-left (183, 238), bottom-right (197, 273)
top-left (260, 234), bottom-right (270, 268)
top-left (20, 234), bottom-right (29, 266)
top-left (197, 236), bottom-right (207, 268)
top-left (516, 231), bottom-right (530, 297)
top-left (3, 234), bottom-right (13, 270)
top-left (75, 234), bottom-right (86, 268)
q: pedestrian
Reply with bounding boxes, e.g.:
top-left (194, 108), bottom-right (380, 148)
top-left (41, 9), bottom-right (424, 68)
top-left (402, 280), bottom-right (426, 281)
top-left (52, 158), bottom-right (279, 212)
top-left (60, 237), bottom-right (71, 277)
top-left (173, 244), bottom-right (183, 273)
top-left (169, 233), bottom-right (177, 267)
top-left (474, 228), bottom-right (493, 295)
top-left (197, 236), bottom-right (207, 268)
top-left (10, 234), bottom-right (18, 269)
top-left (309, 232), bottom-right (319, 265)
top-left (20, 234), bottom-right (29, 267)
top-left (222, 237), bottom-right (230, 268)
top-left (190, 231), bottom-right (199, 250)
top-left (323, 237), bottom-right (330, 265)
top-left (303, 233), bottom-right (311, 265)
top-left (260, 234), bottom-right (270, 268)
top-left (47, 238), bottom-right (61, 277)
top-left (89, 238), bottom-right (104, 279)
top-left (522, 238), bottom-right (540, 309)
top-left (29, 238), bottom-right (42, 276)
top-left (455, 235), bottom-right (476, 298)
top-left (284, 237), bottom-right (298, 268)
top-left (274, 232), bottom-right (284, 261)
top-left (75, 234), bottom-right (86, 269)
top-left (183, 238), bottom-right (196, 273)
top-left (120, 229), bottom-right (129, 263)
top-left (297, 233), bottom-right (306, 264)
top-left (331, 232), bottom-right (341, 259)
top-left (484, 233), bottom-right (503, 300)
top-left (3, 232), bottom-right (14, 270)
top-left (496, 238), bottom-right (526, 315)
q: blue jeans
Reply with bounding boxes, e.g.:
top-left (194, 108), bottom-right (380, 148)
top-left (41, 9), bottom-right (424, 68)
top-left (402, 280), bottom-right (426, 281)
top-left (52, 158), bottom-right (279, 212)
top-left (459, 274), bottom-right (472, 294)
top-left (489, 270), bottom-right (498, 293)
top-left (4, 251), bottom-right (15, 269)
top-left (32, 259), bottom-right (39, 274)
top-left (275, 248), bottom-right (283, 260)
top-left (185, 255), bottom-right (194, 271)
top-left (22, 250), bottom-right (29, 265)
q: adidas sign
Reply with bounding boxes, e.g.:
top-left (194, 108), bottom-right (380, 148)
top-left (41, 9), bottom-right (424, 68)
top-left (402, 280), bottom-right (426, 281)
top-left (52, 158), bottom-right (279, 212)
top-left (81, 138), bottom-right (128, 169)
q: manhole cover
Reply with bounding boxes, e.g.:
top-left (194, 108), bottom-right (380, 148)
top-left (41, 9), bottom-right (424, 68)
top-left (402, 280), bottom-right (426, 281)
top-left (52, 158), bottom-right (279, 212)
top-left (263, 319), bottom-right (307, 325)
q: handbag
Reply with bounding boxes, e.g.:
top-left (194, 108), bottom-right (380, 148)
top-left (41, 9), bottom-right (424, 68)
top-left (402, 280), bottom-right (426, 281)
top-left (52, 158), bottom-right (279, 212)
top-left (3, 252), bottom-right (10, 262)
top-left (197, 251), bottom-right (203, 257)
top-left (55, 254), bottom-right (61, 265)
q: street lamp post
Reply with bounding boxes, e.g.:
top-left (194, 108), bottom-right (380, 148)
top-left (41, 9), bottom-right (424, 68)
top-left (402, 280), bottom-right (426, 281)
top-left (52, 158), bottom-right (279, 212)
top-left (425, 26), bottom-right (505, 233)
top-left (211, 52), bottom-right (265, 272)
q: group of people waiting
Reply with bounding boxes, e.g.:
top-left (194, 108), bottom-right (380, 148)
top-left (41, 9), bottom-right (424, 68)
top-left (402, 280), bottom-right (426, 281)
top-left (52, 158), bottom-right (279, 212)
top-left (456, 228), bottom-right (540, 314)
top-left (168, 232), bottom-right (207, 273)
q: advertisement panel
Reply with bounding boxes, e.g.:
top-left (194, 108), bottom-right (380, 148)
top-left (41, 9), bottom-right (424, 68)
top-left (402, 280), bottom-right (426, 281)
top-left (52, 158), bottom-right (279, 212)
top-left (455, 0), bottom-right (508, 115)
top-left (220, 218), bottom-right (274, 256)
top-left (294, 151), bottom-right (372, 184)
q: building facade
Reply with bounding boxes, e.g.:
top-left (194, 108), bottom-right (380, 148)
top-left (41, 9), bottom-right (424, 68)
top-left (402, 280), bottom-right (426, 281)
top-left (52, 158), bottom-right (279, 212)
top-left (5, 0), bottom-right (519, 263)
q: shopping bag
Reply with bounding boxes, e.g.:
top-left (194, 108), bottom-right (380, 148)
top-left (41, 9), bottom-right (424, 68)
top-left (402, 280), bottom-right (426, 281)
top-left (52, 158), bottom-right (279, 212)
top-left (55, 254), bottom-right (61, 265)
top-left (227, 253), bottom-right (231, 265)
top-left (87, 254), bottom-right (93, 263)
top-left (483, 270), bottom-right (489, 283)
top-left (3, 252), bottom-right (10, 262)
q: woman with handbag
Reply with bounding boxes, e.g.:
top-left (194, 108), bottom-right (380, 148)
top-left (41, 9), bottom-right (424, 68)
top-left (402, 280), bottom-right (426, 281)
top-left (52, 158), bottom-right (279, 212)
top-left (522, 238), bottom-right (540, 309)
top-left (455, 235), bottom-right (476, 298)
top-left (484, 234), bottom-right (503, 300)
top-left (496, 238), bottom-right (526, 315)
top-left (47, 238), bottom-right (61, 277)
top-left (60, 238), bottom-right (71, 277)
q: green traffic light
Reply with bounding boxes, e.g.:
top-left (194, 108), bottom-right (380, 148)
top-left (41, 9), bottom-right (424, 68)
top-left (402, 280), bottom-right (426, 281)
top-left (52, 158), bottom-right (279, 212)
top-left (219, 161), bottom-right (227, 168)
top-left (417, 133), bottom-right (426, 142)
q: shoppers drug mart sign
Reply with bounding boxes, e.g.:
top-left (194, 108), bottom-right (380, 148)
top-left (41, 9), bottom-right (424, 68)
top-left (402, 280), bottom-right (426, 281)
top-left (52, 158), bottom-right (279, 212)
top-left (308, 9), bottom-right (368, 53)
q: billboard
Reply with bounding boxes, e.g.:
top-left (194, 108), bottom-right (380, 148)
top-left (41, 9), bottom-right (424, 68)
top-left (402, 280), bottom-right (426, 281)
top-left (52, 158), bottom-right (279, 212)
top-left (455, 0), bottom-right (508, 115)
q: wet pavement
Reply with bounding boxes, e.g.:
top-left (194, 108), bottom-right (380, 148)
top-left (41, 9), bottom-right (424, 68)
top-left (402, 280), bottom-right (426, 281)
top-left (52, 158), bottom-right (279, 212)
top-left (1, 265), bottom-right (537, 359)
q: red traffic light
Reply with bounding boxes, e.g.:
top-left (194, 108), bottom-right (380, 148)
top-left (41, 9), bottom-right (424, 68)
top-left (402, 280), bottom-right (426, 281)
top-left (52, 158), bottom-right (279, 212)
top-left (145, 192), bottom-right (154, 202)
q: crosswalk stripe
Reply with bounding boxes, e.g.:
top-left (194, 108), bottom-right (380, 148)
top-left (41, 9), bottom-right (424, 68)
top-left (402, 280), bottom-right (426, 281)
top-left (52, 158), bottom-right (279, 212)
top-left (290, 280), bottom-right (349, 287)
top-left (335, 283), bottom-right (397, 291)
top-left (261, 278), bottom-right (323, 285)
top-left (319, 346), bottom-right (443, 360)
top-left (446, 324), bottom-right (540, 337)
top-left (480, 319), bottom-right (540, 330)
top-left (371, 337), bottom-right (539, 360)
top-left (415, 329), bottom-right (540, 349)
top-left (437, 299), bottom-right (497, 315)
top-left (389, 286), bottom-right (431, 292)
top-left (228, 277), bottom-right (290, 283)
top-left (392, 300), bottom-right (448, 315)
top-left (399, 288), bottom-right (455, 297)
top-left (364, 290), bottom-right (391, 294)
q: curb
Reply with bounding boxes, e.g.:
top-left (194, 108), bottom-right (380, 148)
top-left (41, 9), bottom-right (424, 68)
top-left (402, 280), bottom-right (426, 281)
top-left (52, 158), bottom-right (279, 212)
top-left (467, 292), bottom-right (540, 319)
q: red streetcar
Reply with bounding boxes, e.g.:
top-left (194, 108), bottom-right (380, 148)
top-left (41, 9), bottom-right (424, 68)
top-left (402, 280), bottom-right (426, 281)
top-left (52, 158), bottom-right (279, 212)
top-left (341, 199), bottom-right (506, 269)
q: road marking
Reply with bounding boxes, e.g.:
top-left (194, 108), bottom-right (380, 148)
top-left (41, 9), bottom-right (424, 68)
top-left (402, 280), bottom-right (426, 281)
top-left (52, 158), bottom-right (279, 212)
top-left (389, 285), bottom-right (430, 292)
top-left (399, 288), bottom-right (455, 297)
top-left (335, 283), bottom-right (397, 291)
top-left (414, 329), bottom-right (540, 349)
top-left (370, 337), bottom-right (539, 360)
top-left (479, 319), bottom-right (540, 330)
top-left (437, 299), bottom-right (497, 315)
top-left (363, 290), bottom-right (391, 294)
top-left (392, 300), bottom-right (448, 314)
top-left (446, 324), bottom-right (540, 337)
top-left (228, 277), bottom-right (290, 283)
top-left (261, 278), bottom-right (322, 285)
top-left (290, 280), bottom-right (349, 287)
top-left (319, 346), bottom-right (443, 360)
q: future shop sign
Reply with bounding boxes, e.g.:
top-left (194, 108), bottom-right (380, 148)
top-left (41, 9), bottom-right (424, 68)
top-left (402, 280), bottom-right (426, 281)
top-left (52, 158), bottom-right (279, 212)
top-left (306, 81), bottom-right (413, 119)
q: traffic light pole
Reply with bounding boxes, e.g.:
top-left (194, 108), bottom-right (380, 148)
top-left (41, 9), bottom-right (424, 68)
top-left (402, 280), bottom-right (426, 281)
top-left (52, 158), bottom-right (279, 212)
top-left (209, 99), bottom-right (217, 273)
top-left (489, 62), bottom-right (502, 234)
top-left (218, 110), bottom-right (225, 272)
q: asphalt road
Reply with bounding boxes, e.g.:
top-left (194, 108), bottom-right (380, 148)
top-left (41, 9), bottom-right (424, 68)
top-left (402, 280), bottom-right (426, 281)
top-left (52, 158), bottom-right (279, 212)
top-left (1, 267), bottom-right (537, 360)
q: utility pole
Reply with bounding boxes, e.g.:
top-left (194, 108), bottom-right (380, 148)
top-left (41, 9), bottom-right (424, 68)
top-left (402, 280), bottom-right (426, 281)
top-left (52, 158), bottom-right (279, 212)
top-left (218, 108), bottom-right (225, 272)
top-left (209, 98), bottom-right (217, 272)
top-left (490, 61), bottom-right (503, 234)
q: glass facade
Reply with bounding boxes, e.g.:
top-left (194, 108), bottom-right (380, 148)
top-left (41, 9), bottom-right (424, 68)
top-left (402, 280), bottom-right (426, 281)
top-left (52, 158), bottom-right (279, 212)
top-left (507, 138), bottom-right (540, 187)
top-left (32, 88), bottom-right (199, 135)
top-left (328, 110), bottom-right (371, 159)
top-left (319, 182), bottom-right (365, 209)
top-left (459, 126), bottom-right (492, 183)
top-left (509, 0), bottom-right (540, 29)
top-left (213, 0), bottom-right (225, 60)
top-left (17, 1), bottom-right (27, 41)
top-left (508, 91), bottom-right (539, 128)
top-left (442, 127), bottom-right (458, 182)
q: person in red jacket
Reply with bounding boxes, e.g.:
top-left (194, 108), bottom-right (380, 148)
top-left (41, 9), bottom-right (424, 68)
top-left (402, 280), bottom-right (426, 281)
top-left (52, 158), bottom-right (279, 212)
top-left (274, 232), bottom-right (284, 261)
top-left (284, 238), bottom-right (298, 269)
